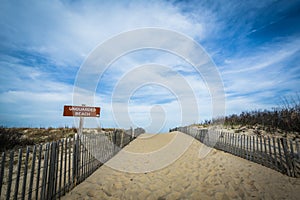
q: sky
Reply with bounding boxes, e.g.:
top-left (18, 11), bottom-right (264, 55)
top-left (0, 0), bottom-right (300, 132)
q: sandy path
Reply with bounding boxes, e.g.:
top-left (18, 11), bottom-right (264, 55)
top-left (62, 132), bottom-right (300, 200)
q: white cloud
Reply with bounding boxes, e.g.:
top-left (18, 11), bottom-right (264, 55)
top-left (0, 0), bottom-right (210, 130)
top-left (1, 0), bottom-right (299, 131)
top-left (0, 0), bottom-right (205, 67)
top-left (222, 39), bottom-right (300, 74)
top-left (220, 38), bottom-right (300, 114)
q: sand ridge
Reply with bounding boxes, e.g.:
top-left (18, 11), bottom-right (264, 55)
top-left (62, 132), bottom-right (300, 200)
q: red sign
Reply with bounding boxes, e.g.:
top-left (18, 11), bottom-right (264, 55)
top-left (63, 105), bottom-right (100, 117)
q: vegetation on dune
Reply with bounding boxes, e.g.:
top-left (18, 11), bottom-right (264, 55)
top-left (0, 126), bottom-right (77, 152)
top-left (0, 126), bottom-right (145, 152)
top-left (202, 95), bottom-right (300, 135)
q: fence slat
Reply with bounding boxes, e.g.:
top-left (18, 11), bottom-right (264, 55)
top-left (272, 137), bottom-right (278, 170)
top-left (289, 140), bottom-right (295, 177)
top-left (228, 133), bottom-right (231, 153)
top-left (259, 136), bottom-right (263, 164)
top-left (80, 137), bottom-right (83, 182)
top-left (6, 150), bottom-right (14, 200)
top-left (120, 131), bottom-right (124, 148)
top-left (28, 145), bottom-right (37, 200)
top-left (35, 145), bottom-right (42, 200)
top-left (47, 142), bottom-right (56, 198)
top-left (224, 132), bottom-right (227, 152)
top-left (58, 140), bottom-right (64, 198)
top-left (281, 138), bottom-right (292, 177)
top-left (243, 135), bottom-right (246, 158)
top-left (247, 135), bottom-right (250, 160)
top-left (68, 138), bottom-right (71, 192)
top-left (87, 135), bottom-right (90, 177)
top-left (41, 143), bottom-right (50, 200)
top-left (277, 138), bottom-right (284, 173)
top-left (54, 141), bottom-right (59, 198)
top-left (249, 136), bottom-right (252, 161)
top-left (227, 133), bottom-right (230, 152)
top-left (295, 140), bottom-right (300, 177)
top-left (232, 133), bottom-right (236, 155)
top-left (296, 141), bottom-right (300, 160)
top-left (239, 134), bottom-right (243, 157)
top-left (63, 139), bottom-right (67, 195)
top-left (256, 136), bottom-right (259, 162)
top-left (14, 148), bottom-right (23, 200)
top-left (72, 137), bottom-right (77, 187)
top-left (82, 136), bottom-right (86, 179)
top-left (0, 152), bottom-right (6, 198)
top-left (263, 136), bottom-right (268, 166)
top-left (267, 137), bottom-right (272, 168)
top-left (21, 146), bottom-right (30, 200)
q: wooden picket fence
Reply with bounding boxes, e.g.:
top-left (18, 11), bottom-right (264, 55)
top-left (0, 129), bottom-right (136, 200)
top-left (170, 126), bottom-right (300, 178)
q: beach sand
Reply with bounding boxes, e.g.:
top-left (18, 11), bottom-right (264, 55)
top-left (62, 131), bottom-right (300, 200)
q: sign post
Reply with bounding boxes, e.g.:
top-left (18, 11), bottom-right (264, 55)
top-left (78, 104), bottom-right (85, 135)
top-left (63, 105), bottom-right (101, 134)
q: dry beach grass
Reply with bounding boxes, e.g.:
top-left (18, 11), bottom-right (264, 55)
top-left (62, 131), bottom-right (300, 200)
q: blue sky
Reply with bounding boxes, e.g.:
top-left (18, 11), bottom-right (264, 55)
top-left (0, 0), bottom-right (300, 132)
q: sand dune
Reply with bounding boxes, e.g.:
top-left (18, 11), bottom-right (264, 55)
top-left (62, 131), bottom-right (300, 200)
